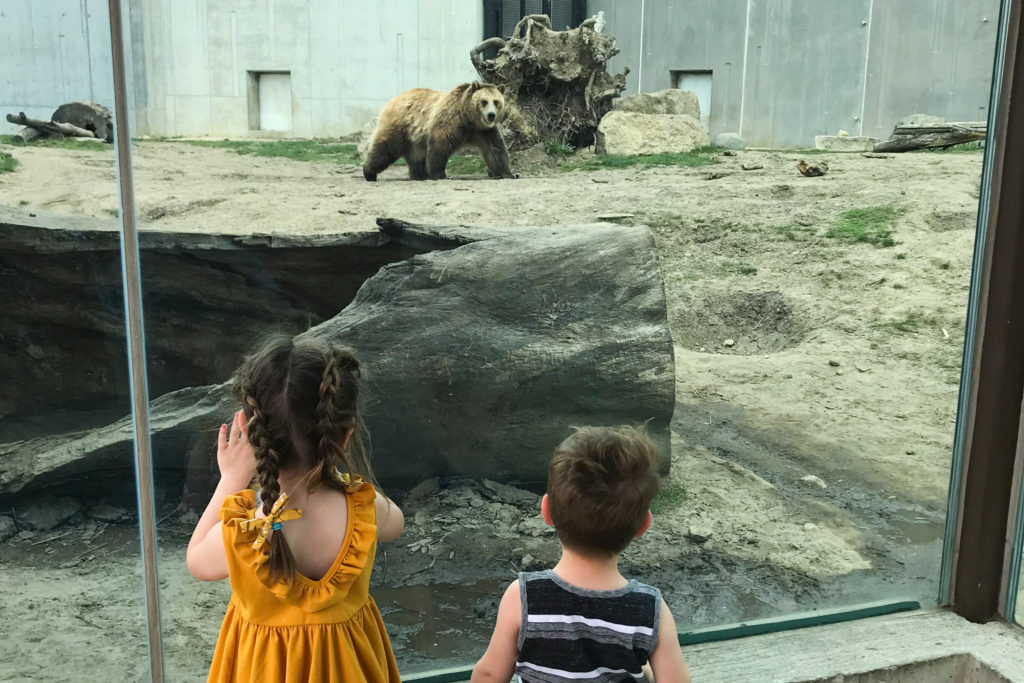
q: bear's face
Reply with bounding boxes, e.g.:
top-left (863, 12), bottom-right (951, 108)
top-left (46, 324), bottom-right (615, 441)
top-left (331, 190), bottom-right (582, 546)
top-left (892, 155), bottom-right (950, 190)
top-left (470, 86), bottom-right (505, 129)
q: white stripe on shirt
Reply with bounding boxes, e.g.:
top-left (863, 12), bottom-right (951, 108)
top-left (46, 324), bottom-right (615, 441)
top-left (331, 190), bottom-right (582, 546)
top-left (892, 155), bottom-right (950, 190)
top-left (526, 614), bottom-right (654, 637)
top-left (518, 661), bottom-right (646, 680)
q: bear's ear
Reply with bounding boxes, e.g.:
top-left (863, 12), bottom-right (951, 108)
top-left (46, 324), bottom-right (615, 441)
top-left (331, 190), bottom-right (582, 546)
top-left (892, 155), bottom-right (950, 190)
top-left (471, 80), bottom-right (482, 91)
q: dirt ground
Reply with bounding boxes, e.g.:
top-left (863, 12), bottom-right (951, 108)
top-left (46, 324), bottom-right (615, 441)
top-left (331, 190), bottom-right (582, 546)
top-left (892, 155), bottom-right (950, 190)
top-left (0, 139), bottom-right (988, 680)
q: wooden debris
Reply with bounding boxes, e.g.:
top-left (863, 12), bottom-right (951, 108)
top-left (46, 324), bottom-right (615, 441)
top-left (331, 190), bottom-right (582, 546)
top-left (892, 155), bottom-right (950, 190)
top-left (874, 121), bottom-right (986, 153)
top-left (4, 102), bottom-right (113, 144)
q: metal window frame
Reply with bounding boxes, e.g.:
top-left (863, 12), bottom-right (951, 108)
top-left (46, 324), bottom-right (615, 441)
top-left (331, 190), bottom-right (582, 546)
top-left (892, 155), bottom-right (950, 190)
top-left (941, 0), bottom-right (1024, 623)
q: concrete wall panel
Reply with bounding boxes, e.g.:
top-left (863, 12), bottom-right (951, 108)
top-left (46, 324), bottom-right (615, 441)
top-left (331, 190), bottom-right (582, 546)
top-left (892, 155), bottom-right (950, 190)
top-left (590, 0), bottom-right (1000, 147)
top-left (0, 1), bottom-right (115, 131)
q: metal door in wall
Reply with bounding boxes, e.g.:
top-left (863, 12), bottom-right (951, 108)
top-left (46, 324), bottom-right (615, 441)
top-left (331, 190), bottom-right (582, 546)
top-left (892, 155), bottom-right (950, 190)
top-left (673, 70), bottom-right (712, 131)
top-left (258, 73), bottom-right (292, 132)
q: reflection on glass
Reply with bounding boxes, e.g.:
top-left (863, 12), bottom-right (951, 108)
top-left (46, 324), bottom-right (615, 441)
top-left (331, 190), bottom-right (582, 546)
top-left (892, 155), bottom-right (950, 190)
top-left (0, 3), bottom-right (148, 680)
top-left (118, 0), bottom-right (1001, 677)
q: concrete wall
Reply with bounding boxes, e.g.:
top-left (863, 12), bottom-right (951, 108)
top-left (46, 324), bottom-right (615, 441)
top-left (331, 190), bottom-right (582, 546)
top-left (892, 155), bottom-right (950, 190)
top-left (589, 0), bottom-right (1001, 147)
top-left (0, 1), bottom-right (115, 129)
top-left (125, 0), bottom-right (483, 137)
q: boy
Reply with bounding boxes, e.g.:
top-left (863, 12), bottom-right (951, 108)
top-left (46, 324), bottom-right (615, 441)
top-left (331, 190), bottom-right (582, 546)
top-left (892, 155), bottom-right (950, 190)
top-left (471, 426), bottom-right (692, 683)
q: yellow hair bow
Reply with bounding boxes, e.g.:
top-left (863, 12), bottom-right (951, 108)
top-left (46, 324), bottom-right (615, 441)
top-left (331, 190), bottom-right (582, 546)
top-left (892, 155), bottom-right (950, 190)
top-left (337, 472), bottom-right (365, 490)
top-left (239, 492), bottom-right (302, 550)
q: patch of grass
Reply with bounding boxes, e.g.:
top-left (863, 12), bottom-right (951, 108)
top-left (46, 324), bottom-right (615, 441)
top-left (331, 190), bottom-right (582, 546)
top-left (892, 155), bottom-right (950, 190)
top-left (1, 133), bottom-right (113, 150)
top-left (892, 283), bottom-right (906, 290)
top-left (938, 261), bottom-right (951, 270)
top-left (651, 483), bottom-right (687, 515)
top-left (874, 310), bottom-right (942, 335)
top-left (444, 154), bottom-right (487, 175)
top-left (17, 199), bottom-right (28, 206)
top-left (826, 205), bottom-right (903, 247)
top-left (180, 138), bottom-right (362, 165)
top-left (0, 151), bottom-right (17, 173)
top-left (934, 142), bottom-right (984, 153)
top-left (775, 224), bottom-right (816, 241)
top-left (563, 146), bottom-right (720, 172)
top-left (895, 252), bottom-right (907, 260)
top-left (543, 140), bottom-right (575, 158)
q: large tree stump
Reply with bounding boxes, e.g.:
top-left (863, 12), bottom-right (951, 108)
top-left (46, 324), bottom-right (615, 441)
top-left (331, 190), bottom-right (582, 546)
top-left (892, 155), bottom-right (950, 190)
top-left (470, 14), bottom-right (629, 150)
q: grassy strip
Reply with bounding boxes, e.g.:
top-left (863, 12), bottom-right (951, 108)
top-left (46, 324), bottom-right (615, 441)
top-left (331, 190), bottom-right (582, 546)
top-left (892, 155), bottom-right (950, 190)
top-left (0, 151), bottom-right (17, 173)
top-left (563, 146), bottom-right (720, 171)
top-left (825, 206), bottom-right (903, 247)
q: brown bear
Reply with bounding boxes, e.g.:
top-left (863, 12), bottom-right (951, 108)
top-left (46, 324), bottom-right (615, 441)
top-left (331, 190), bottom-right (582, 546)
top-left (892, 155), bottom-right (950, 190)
top-left (363, 81), bottom-right (516, 181)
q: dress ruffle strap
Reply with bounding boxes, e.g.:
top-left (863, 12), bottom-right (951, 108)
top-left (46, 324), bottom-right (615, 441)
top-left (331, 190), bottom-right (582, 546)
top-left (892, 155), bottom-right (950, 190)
top-left (219, 482), bottom-right (377, 610)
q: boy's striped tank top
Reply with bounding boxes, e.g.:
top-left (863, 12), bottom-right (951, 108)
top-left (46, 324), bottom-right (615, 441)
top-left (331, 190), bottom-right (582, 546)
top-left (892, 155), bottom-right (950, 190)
top-left (515, 570), bottom-right (661, 683)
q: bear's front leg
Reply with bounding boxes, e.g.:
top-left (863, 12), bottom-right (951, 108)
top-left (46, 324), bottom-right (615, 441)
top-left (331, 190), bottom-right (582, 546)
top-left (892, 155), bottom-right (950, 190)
top-left (426, 134), bottom-right (456, 180)
top-left (476, 128), bottom-right (518, 179)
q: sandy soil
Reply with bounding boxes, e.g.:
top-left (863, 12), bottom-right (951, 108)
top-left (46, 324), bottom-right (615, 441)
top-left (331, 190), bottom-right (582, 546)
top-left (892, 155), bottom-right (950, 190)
top-left (0, 139), bottom-right (989, 680)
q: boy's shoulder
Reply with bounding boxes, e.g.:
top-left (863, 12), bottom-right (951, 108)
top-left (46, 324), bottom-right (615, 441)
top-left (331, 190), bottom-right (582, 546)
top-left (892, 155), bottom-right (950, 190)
top-left (518, 569), bottom-right (662, 600)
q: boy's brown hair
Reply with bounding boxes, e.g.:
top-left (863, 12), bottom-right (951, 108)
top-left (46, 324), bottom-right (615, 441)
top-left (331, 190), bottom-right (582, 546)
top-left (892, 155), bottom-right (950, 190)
top-left (546, 425), bottom-right (661, 557)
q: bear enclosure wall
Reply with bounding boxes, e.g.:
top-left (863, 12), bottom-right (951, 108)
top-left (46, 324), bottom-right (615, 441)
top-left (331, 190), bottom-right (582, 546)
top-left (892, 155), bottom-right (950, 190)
top-left (50, 0), bottom-right (483, 138)
top-left (1, 0), bottom-right (1002, 146)
top-left (590, 0), bottom-right (1001, 148)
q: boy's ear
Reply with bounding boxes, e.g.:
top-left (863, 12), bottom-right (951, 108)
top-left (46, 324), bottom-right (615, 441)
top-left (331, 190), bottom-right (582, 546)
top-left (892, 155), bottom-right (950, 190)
top-left (541, 494), bottom-right (554, 526)
top-left (635, 510), bottom-right (653, 538)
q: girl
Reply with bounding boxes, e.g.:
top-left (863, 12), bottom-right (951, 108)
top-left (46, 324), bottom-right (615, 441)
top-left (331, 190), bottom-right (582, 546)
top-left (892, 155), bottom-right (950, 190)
top-left (187, 335), bottom-right (405, 683)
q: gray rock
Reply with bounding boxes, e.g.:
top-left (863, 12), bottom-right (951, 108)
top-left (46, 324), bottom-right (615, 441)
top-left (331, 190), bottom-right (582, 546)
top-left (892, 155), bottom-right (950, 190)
top-left (14, 495), bottom-right (82, 531)
top-left (481, 479), bottom-right (541, 508)
top-left (715, 132), bottom-right (746, 150)
top-left (86, 504), bottom-right (129, 522)
top-left (518, 515), bottom-right (556, 537)
top-left (800, 474), bottom-right (828, 489)
top-left (0, 217), bottom-right (408, 426)
top-left (1, 219), bottom-right (675, 495)
top-left (0, 514), bottom-right (16, 542)
top-left (814, 135), bottom-right (880, 152)
top-left (596, 112), bottom-right (709, 156)
top-left (614, 89), bottom-right (701, 120)
top-left (687, 524), bottom-right (714, 544)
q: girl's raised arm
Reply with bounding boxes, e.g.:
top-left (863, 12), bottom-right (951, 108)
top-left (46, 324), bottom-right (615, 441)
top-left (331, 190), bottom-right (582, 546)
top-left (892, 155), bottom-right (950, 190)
top-left (187, 410), bottom-right (256, 581)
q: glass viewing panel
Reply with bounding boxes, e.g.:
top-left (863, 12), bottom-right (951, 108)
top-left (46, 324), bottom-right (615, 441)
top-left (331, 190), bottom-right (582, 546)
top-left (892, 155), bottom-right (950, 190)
top-left (0, 3), bottom-right (150, 680)
top-left (52, 0), bottom-right (1013, 679)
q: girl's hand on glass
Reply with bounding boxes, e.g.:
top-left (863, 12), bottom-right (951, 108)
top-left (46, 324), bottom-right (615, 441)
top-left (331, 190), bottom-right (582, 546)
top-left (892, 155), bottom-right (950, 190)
top-left (218, 409), bottom-right (256, 484)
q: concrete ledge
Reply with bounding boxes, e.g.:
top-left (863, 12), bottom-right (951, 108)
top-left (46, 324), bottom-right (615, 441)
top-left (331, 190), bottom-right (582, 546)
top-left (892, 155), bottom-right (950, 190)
top-left (685, 609), bottom-right (1024, 682)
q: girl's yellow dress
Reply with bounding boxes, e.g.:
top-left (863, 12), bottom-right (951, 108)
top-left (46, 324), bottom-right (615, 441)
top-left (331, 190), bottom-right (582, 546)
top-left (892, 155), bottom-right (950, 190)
top-left (207, 482), bottom-right (401, 683)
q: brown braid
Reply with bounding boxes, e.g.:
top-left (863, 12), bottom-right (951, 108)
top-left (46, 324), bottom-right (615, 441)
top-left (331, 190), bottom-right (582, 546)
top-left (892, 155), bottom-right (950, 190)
top-left (231, 334), bottom-right (378, 584)
top-left (242, 385), bottom-right (296, 583)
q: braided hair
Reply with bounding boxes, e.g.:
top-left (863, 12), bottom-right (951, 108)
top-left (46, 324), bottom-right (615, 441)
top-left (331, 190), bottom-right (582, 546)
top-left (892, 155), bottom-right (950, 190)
top-left (232, 334), bottom-right (375, 583)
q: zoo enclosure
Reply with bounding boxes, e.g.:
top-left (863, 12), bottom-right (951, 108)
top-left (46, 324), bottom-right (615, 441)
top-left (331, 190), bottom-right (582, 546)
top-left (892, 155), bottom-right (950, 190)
top-left (0, 0), bottom-right (1003, 147)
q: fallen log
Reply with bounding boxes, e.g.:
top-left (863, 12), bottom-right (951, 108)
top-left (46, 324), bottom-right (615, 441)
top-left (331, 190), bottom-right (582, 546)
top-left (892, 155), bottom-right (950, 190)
top-left (5, 112), bottom-right (95, 139)
top-left (11, 126), bottom-right (42, 144)
top-left (874, 122), bottom-right (986, 153)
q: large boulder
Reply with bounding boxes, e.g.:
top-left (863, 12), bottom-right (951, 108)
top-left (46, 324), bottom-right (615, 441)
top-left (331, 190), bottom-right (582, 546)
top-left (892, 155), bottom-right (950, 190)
top-left (715, 132), bottom-right (746, 150)
top-left (0, 216), bottom-right (411, 426)
top-left (596, 111), bottom-right (710, 156)
top-left (614, 89), bottom-right (701, 121)
top-left (1, 219), bottom-right (676, 499)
